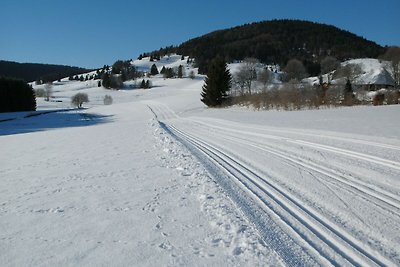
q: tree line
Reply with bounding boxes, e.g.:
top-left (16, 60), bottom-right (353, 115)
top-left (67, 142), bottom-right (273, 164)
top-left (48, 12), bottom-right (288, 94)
top-left (149, 20), bottom-right (385, 75)
top-left (0, 60), bottom-right (90, 83)
top-left (0, 77), bottom-right (36, 113)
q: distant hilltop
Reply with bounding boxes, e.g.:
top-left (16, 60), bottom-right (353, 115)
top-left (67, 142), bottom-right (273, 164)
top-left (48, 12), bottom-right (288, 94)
top-left (147, 19), bottom-right (386, 75)
top-left (0, 60), bottom-right (91, 83)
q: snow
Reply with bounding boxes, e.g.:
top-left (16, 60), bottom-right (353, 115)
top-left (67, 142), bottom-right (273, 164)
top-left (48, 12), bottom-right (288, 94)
top-left (1, 59), bottom-right (400, 266)
top-left (304, 58), bottom-right (395, 87)
top-left (343, 58), bottom-right (395, 86)
top-left (132, 54), bottom-right (190, 74)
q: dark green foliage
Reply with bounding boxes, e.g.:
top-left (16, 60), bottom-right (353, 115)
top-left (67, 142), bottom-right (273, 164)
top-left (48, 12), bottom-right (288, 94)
top-left (150, 64), bottom-right (159, 75)
top-left (160, 66), bottom-right (166, 74)
top-left (173, 20), bottom-right (384, 74)
top-left (201, 57), bottom-right (232, 107)
top-left (98, 80), bottom-right (101, 87)
top-left (343, 79), bottom-right (354, 105)
top-left (0, 60), bottom-right (90, 83)
top-left (139, 79), bottom-right (151, 89)
top-left (163, 68), bottom-right (175, 79)
top-left (178, 65), bottom-right (183, 78)
top-left (101, 72), bottom-right (111, 88)
top-left (0, 77), bottom-right (36, 112)
top-left (111, 60), bottom-right (138, 81)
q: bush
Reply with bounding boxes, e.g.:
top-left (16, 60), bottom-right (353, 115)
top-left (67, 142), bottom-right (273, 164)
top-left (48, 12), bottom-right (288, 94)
top-left (71, 93), bottom-right (89, 108)
top-left (34, 88), bottom-right (46, 97)
top-left (103, 95), bottom-right (113, 105)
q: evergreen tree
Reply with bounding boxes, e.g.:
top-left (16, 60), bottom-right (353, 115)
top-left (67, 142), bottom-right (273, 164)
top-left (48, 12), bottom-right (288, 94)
top-left (150, 64), bottom-right (159, 75)
top-left (201, 57), bottom-right (232, 107)
top-left (160, 66), bottom-right (166, 74)
top-left (145, 80), bottom-right (150, 89)
top-left (178, 65), bottom-right (183, 78)
top-left (102, 72), bottom-right (111, 88)
top-left (0, 77), bottom-right (36, 112)
top-left (140, 79), bottom-right (146, 88)
top-left (343, 79), bottom-right (354, 106)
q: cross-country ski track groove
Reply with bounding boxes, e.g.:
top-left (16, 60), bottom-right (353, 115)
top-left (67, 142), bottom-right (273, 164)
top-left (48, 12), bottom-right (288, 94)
top-left (147, 103), bottom-right (399, 266)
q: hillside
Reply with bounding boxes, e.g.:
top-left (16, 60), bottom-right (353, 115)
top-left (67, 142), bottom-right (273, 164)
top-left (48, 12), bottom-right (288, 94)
top-left (171, 19), bottom-right (385, 75)
top-left (1, 61), bottom-right (400, 265)
top-left (0, 60), bottom-right (91, 82)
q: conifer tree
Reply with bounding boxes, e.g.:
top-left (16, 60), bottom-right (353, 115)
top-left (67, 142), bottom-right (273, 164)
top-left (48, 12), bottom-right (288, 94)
top-left (160, 66), bottom-right (166, 74)
top-left (150, 64), bottom-right (159, 75)
top-left (201, 57), bottom-right (232, 107)
top-left (178, 65), bottom-right (183, 78)
top-left (140, 79), bottom-right (146, 88)
top-left (343, 79), bottom-right (354, 106)
top-left (101, 73), bottom-right (111, 88)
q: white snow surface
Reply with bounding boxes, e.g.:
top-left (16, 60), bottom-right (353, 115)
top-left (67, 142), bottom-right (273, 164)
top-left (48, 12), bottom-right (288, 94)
top-left (304, 58), bottom-right (395, 87)
top-left (1, 66), bottom-right (400, 266)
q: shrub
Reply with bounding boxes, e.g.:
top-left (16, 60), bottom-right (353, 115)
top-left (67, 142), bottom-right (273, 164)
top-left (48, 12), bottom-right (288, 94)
top-left (34, 88), bottom-right (46, 97)
top-left (71, 93), bottom-right (89, 108)
top-left (103, 95), bottom-right (113, 105)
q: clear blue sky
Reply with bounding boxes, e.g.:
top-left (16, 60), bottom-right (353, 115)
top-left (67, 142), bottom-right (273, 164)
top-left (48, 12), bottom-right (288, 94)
top-left (1, 0), bottom-right (399, 69)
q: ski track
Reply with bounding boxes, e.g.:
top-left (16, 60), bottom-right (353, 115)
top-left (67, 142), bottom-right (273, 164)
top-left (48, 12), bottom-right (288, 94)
top-left (147, 102), bottom-right (400, 267)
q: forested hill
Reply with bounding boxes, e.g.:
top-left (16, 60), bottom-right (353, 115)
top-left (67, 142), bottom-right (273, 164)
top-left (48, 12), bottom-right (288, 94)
top-left (174, 20), bottom-right (385, 75)
top-left (0, 60), bottom-right (91, 82)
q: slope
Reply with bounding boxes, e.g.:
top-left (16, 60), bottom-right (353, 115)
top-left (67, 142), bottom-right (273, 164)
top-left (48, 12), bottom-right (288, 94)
top-left (174, 19), bottom-right (385, 74)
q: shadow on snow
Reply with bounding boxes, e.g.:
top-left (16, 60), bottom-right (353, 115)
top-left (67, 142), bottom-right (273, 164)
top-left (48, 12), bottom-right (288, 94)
top-left (0, 109), bottom-right (113, 136)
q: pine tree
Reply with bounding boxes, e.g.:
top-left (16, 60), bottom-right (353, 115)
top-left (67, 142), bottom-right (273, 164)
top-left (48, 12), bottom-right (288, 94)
top-left (201, 57), bottom-right (232, 107)
top-left (150, 64), bottom-right (159, 75)
top-left (178, 65), bottom-right (183, 78)
top-left (160, 66), bottom-right (166, 74)
top-left (102, 73), bottom-right (111, 88)
top-left (140, 79), bottom-right (146, 88)
top-left (343, 79), bottom-right (354, 106)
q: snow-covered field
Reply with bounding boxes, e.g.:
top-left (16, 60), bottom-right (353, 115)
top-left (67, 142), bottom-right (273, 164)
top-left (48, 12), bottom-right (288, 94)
top-left (1, 57), bottom-right (400, 266)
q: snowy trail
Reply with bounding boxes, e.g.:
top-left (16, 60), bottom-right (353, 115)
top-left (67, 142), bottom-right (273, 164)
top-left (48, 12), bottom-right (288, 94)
top-left (147, 102), bottom-right (400, 266)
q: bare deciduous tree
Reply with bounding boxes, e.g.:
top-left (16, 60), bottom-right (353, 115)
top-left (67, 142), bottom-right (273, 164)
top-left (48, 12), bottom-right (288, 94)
top-left (320, 56), bottom-right (339, 74)
top-left (333, 63), bottom-right (362, 83)
top-left (234, 58), bottom-right (259, 95)
top-left (71, 93), bottom-right (89, 108)
top-left (103, 95), bottom-right (113, 105)
top-left (44, 83), bottom-right (53, 101)
top-left (381, 46), bottom-right (400, 89)
top-left (283, 59), bottom-right (308, 82)
top-left (258, 68), bottom-right (272, 90)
